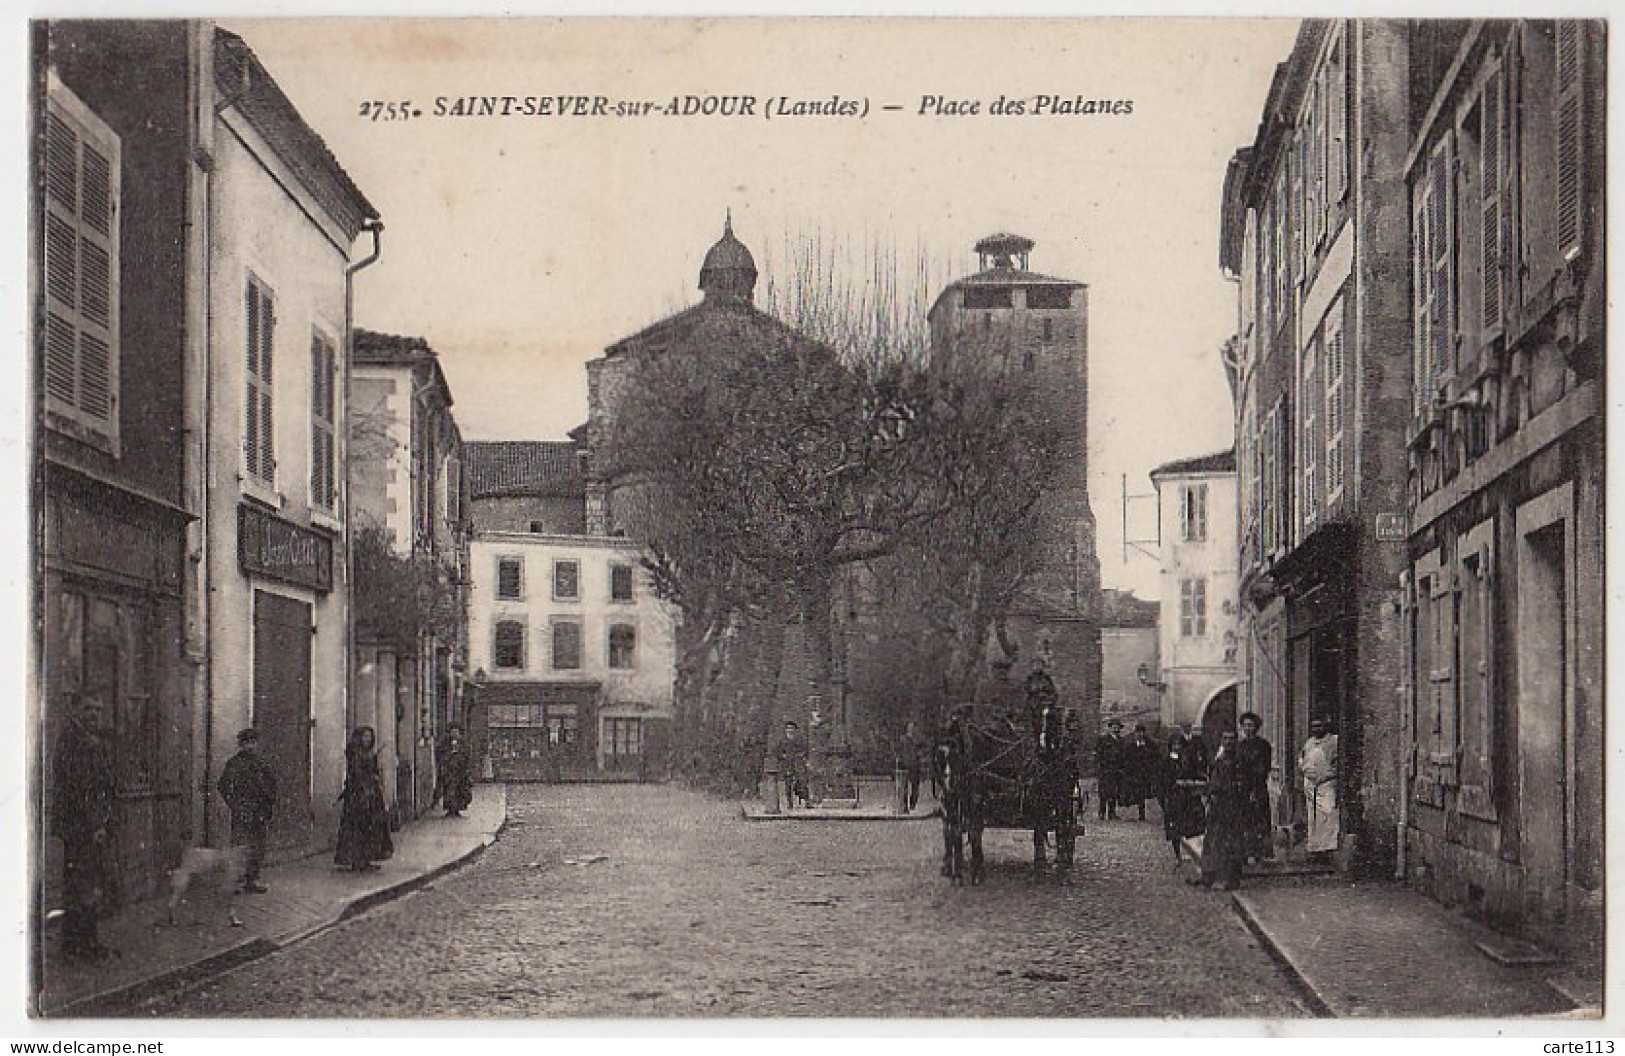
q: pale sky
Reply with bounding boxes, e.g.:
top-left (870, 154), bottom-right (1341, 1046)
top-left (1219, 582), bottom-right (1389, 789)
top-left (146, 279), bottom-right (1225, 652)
top-left (224, 16), bottom-right (1302, 599)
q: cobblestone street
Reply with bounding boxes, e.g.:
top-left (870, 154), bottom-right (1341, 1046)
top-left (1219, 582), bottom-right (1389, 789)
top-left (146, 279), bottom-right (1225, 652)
top-left (146, 784), bottom-right (1306, 1019)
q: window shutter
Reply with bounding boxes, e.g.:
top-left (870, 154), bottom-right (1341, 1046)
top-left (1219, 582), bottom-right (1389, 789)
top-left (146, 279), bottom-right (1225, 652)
top-left (1480, 64), bottom-right (1504, 334)
top-left (1331, 35), bottom-right (1348, 202)
top-left (1554, 20), bottom-right (1583, 258)
top-left (1427, 139), bottom-right (1453, 392)
top-left (310, 332), bottom-right (336, 509)
top-left (1412, 190), bottom-right (1431, 415)
top-left (1324, 304), bottom-right (1345, 498)
top-left (244, 279), bottom-right (275, 485)
top-left (42, 82), bottom-right (120, 451)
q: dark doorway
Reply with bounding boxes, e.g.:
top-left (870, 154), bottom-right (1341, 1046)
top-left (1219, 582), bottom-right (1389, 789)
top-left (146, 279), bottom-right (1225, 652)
top-left (253, 591), bottom-right (313, 851)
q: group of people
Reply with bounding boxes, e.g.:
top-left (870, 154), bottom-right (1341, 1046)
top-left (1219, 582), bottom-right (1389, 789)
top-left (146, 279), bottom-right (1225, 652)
top-left (49, 690), bottom-right (478, 962)
top-left (1094, 710), bottom-right (1341, 892)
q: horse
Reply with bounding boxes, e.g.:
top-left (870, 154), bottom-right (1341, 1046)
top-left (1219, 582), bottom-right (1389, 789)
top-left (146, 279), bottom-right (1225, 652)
top-left (1023, 704), bottom-right (1082, 880)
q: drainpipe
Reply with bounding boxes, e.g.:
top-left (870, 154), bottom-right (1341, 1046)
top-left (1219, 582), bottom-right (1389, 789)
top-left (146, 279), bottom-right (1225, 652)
top-left (343, 220), bottom-right (384, 740)
top-left (1395, 571), bottom-right (1413, 882)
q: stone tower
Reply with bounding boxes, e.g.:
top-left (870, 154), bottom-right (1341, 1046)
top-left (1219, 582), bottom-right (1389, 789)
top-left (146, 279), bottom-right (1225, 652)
top-left (926, 233), bottom-right (1103, 721)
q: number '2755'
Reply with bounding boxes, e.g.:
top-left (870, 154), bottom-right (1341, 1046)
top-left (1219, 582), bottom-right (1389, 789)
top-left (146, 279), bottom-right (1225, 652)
top-left (358, 101), bottom-right (416, 121)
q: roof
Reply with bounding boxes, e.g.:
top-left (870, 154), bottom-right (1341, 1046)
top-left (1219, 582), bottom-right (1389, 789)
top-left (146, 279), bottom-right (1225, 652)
top-left (951, 268), bottom-right (1081, 288)
top-left (465, 441), bottom-right (585, 499)
top-left (1099, 589), bottom-right (1160, 629)
top-left (353, 329), bottom-right (454, 408)
top-left (214, 29), bottom-right (378, 239)
top-left (698, 214), bottom-right (758, 291)
top-left (1150, 448), bottom-right (1236, 478)
top-left (974, 232), bottom-right (1036, 255)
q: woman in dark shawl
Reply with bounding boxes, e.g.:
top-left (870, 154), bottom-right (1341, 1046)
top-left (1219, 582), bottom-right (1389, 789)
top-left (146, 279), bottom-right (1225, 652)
top-left (1193, 729), bottom-right (1247, 890)
top-left (1159, 730), bottom-right (1206, 865)
top-left (435, 724), bottom-right (474, 817)
top-left (335, 726), bottom-right (394, 871)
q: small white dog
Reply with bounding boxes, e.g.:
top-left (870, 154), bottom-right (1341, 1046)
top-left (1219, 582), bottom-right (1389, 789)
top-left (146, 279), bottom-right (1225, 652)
top-left (164, 846), bottom-right (249, 928)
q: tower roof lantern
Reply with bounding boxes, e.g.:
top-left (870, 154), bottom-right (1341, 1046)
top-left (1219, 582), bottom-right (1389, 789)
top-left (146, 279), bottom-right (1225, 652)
top-left (974, 232), bottom-right (1035, 271)
top-left (699, 211), bottom-right (758, 303)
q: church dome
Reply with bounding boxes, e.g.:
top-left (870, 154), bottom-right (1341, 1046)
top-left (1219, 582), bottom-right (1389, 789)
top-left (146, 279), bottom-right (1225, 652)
top-left (698, 213), bottom-right (757, 303)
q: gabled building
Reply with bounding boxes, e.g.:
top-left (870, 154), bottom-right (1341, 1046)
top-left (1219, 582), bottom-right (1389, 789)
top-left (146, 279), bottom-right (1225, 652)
top-left (1148, 449), bottom-right (1239, 735)
top-left (33, 21), bottom-right (381, 923)
top-left (1399, 20), bottom-right (1604, 957)
top-left (350, 330), bottom-right (469, 820)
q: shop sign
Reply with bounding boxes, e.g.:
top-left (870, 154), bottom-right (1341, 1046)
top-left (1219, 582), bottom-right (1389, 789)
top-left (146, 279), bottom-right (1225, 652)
top-left (239, 503), bottom-right (333, 592)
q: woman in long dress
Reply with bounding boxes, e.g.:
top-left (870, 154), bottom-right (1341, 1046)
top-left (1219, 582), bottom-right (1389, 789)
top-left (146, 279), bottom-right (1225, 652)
top-left (1160, 730), bottom-right (1207, 865)
top-left (335, 726), bottom-right (394, 872)
top-left (1193, 730), bottom-right (1246, 890)
top-left (436, 724), bottom-right (474, 818)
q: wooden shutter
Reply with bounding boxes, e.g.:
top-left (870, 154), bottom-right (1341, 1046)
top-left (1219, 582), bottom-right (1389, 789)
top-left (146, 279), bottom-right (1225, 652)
top-left (1554, 20), bottom-right (1583, 258)
top-left (1412, 185), bottom-right (1431, 415)
top-left (1324, 301), bottom-right (1346, 498)
top-left (42, 79), bottom-right (120, 451)
top-left (1330, 32), bottom-right (1348, 202)
top-left (1426, 138), bottom-right (1453, 390)
top-left (1480, 63), bottom-right (1505, 335)
top-left (245, 278), bottom-right (275, 484)
top-left (1300, 337), bottom-right (1320, 536)
top-left (310, 331), bottom-right (336, 509)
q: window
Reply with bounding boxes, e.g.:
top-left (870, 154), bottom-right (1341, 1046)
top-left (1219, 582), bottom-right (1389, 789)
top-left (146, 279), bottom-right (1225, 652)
top-left (1179, 484), bottom-right (1209, 542)
top-left (245, 276), bottom-right (276, 485)
top-left (552, 620), bottom-right (582, 670)
top-left (1041, 319), bottom-right (1053, 342)
top-left (1179, 579), bottom-right (1208, 637)
top-left (610, 563), bottom-right (634, 602)
top-left (493, 620), bottom-right (525, 669)
top-left (1412, 550), bottom-right (1458, 789)
top-left (310, 331), bottom-right (337, 510)
top-left (529, 521), bottom-right (545, 534)
top-left (1478, 61), bottom-right (1508, 338)
top-left (608, 623), bottom-right (636, 669)
top-left (1456, 521), bottom-right (1496, 816)
top-left (496, 556), bottom-right (523, 600)
top-left (1328, 31), bottom-right (1348, 204)
top-left (963, 287), bottom-right (1012, 310)
top-left (43, 78), bottom-right (120, 453)
top-left (553, 559), bottom-right (580, 600)
top-left (606, 718), bottom-right (643, 757)
top-left (1026, 285), bottom-right (1070, 310)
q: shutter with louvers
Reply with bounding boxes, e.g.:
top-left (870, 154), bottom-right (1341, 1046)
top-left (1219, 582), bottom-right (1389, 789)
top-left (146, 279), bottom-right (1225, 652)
top-left (245, 280), bottom-right (278, 484)
top-left (1331, 35), bottom-right (1348, 202)
top-left (310, 333), bottom-right (337, 509)
top-left (1481, 64), bottom-right (1505, 335)
top-left (41, 83), bottom-right (120, 450)
top-left (1324, 302), bottom-right (1345, 499)
top-left (1427, 139), bottom-right (1453, 388)
top-left (1554, 20), bottom-right (1583, 258)
top-left (1413, 188), bottom-right (1432, 415)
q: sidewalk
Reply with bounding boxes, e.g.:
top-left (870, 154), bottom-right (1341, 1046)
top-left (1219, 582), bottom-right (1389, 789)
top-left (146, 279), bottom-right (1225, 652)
top-left (35, 784), bottom-right (507, 1018)
top-left (1227, 876), bottom-right (1599, 1019)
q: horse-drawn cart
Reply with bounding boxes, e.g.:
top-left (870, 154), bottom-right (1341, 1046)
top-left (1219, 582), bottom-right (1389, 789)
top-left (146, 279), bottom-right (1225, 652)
top-left (934, 699), bottom-right (1084, 885)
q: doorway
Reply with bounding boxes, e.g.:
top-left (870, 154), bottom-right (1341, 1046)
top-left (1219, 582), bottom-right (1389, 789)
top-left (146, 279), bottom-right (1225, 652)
top-left (253, 591), bottom-right (313, 852)
top-left (1515, 485), bottom-right (1574, 918)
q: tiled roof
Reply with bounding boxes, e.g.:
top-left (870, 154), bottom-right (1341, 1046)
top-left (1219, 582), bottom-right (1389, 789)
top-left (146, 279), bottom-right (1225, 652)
top-left (466, 441), bottom-right (584, 499)
top-left (354, 329), bottom-right (434, 365)
top-left (951, 268), bottom-right (1080, 287)
top-left (1151, 447), bottom-right (1236, 478)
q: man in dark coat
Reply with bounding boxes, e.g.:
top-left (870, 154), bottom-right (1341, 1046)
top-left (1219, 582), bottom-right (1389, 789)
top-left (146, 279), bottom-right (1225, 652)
top-left (1194, 729), bottom-right (1246, 890)
top-left (51, 693), bottom-right (119, 960)
top-left (1122, 724), bottom-right (1160, 821)
top-left (1236, 711), bottom-right (1274, 861)
top-left (435, 724), bottom-right (474, 818)
top-left (899, 720), bottom-right (928, 813)
top-left (1095, 719), bottom-right (1126, 820)
top-left (773, 721), bottom-right (810, 810)
top-left (218, 728), bottom-right (278, 893)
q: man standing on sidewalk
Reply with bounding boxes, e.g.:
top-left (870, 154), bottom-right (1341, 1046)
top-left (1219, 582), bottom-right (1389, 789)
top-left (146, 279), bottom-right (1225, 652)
top-left (1095, 719), bottom-right (1125, 820)
top-left (1298, 716), bottom-right (1339, 858)
top-left (218, 728), bottom-right (277, 894)
top-left (51, 692), bottom-right (120, 960)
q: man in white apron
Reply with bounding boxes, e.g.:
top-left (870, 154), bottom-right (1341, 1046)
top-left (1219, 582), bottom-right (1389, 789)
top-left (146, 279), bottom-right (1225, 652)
top-left (1298, 717), bottom-right (1339, 856)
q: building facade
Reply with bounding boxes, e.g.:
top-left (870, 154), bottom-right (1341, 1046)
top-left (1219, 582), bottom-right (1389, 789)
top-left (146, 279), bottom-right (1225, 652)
top-left (1399, 20), bottom-right (1604, 954)
top-left (1148, 451), bottom-right (1240, 733)
top-left (1220, 20), bottom-right (1416, 871)
top-left (351, 330), bottom-right (470, 822)
top-left (465, 531), bottom-right (675, 781)
top-left (33, 21), bottom-right (382, 913)
top-left (1097, 590), bottom-right (1161, 734)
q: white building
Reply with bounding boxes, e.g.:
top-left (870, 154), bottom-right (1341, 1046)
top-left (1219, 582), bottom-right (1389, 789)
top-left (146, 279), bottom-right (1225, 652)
top-left (1149, 450), bottom-right (1240, 732)
top-left (464, 439), bottom-right (676, 781)
top-left (198, 29), bottom-right (381, 855)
